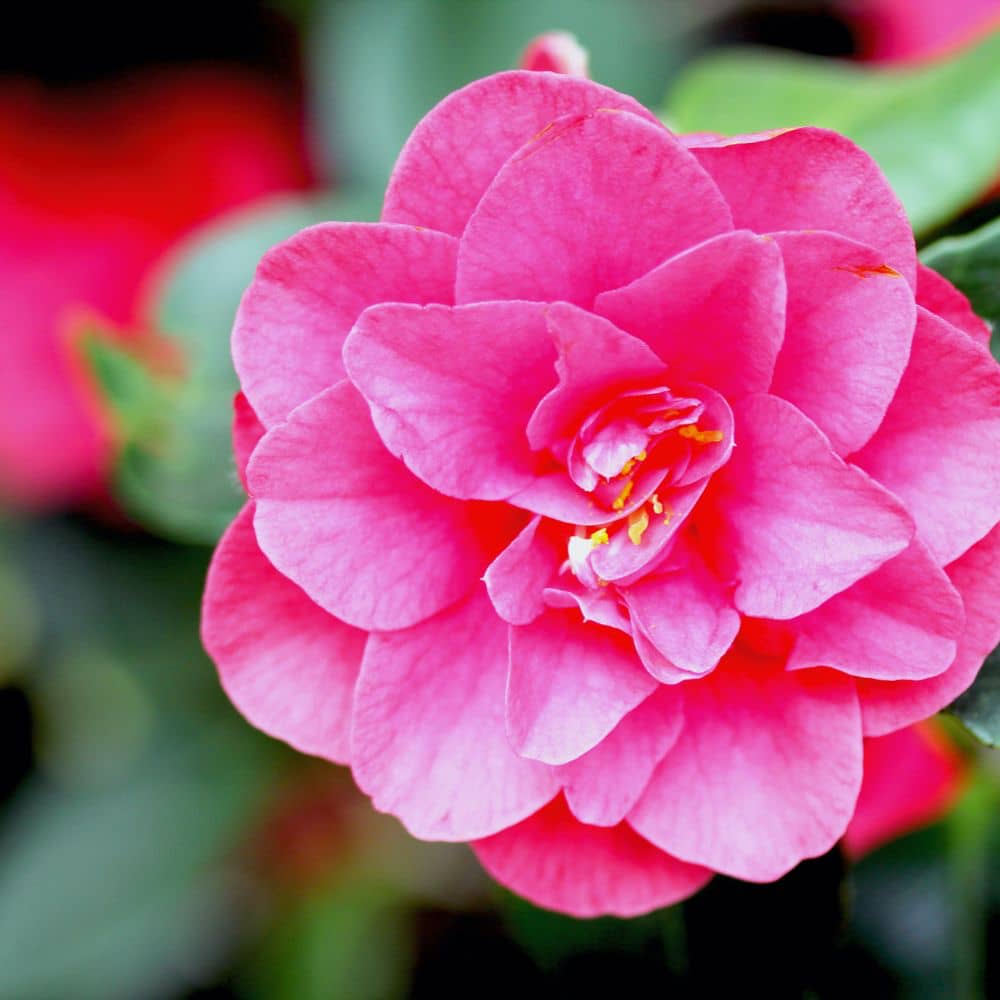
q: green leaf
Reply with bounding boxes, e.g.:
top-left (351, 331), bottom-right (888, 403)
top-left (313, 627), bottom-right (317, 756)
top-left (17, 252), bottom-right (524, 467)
top-left (0, 724), bottom-right (275, 1000)
top-left (243, 881), bottom-right (412, 1000)
top-left (105, 190), bottom-right (379, 544)
top-left (949, 646), bottom-right (1000, 747)
top-left (666, 30), bottom-right (1000, 236)
top-left (921, 214), bottom-right (1000, 358)
top-left (310, 0), bottom-right (713, 188)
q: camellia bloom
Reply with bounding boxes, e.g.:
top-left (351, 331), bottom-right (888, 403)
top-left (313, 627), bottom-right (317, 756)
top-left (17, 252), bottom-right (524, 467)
top-left (203, 70), bottom-right (1000, 917)
top-left (0, 68), bottom-right (312, 509)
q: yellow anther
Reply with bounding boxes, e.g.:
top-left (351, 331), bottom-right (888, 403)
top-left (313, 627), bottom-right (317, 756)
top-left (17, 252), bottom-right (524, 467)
top-left (651, 493), bottom-right (664, 515)
top-left (589, 528), bottom-right (610, 548)
top-left (627, 508), bottom-right (650, 545)
top-left (611, 480), bottom-right (634, 510)
top-left (618, 449), bottom-right (647, 478)
top-left (663, 410), bottom-right (680, 419)
top-left (678, 425), bottom-right (724, 444)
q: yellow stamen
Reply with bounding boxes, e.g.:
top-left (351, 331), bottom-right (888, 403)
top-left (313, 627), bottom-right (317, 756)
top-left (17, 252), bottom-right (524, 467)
top-left (627, 508), bottom-right (650, 545)
top-left (663, 410), bottom-right (680, 419)
top-left (651, 493), bottom-right (664, 515)
top-left (618, 449), bottom-right (647, 478)
top-left (678, 425), bottom-right (724, 444)
top-left (611, 480), bottom-right (634, 510)
top-left (589, 528), bottom-right (610, 548)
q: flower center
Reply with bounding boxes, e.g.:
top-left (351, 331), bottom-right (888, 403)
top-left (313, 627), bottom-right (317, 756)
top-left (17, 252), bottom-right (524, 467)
top-left (560, 384), bottom-right (729, 588)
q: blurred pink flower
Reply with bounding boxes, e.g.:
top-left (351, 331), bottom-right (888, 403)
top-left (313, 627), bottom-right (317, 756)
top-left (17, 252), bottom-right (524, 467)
top-left (519, 32), bottom-right (589, 77)
top-left (0, 68), bottom-right (313, 509)
top-left (203, 71), bottom-right (1000, 917)
top-left (844, 721), bottom-right (967, 857)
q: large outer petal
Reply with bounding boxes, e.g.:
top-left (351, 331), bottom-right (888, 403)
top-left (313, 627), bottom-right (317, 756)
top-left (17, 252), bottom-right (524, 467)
top-left (456, 110), bottom-right (732, 308)
top-left (473, 796), bottom-right (712, 918)
top-left (858, 524), bottom-right (1000, 735)
top-left (916, 263), bottom-right (991, 349)
top-left (507, 610), bottom-right (656, 765)
top-left (248, 381), bottom-right (495, 631)
top-left (629, 658), bottom-right (862, 882)
top-left (768, 230), bottom-right (916, 455)
top-left (382, 70), bottom-right (658, 237)
top-left (202, 504), bottom-right (365, 764)
top-left (593, 229), bottom-right (785, 400)
top-left (232, 223), bottom-right (458, 427)
top-left (350, 590), bottom-right (558, 841)
top-left (853, 307), bottom-right (1000, 566)
top-left (702, 394), bottom-right (913, 619)
top-left (557, 689), bottom-right (684, 827)
top-left (843, 722), bottom-right (966, 858)
top-left (686, 127), bottom-right (916, 286)
top-left (343, 301), bottom-right (556, 500)
top-left (787, 538), bottom-right (964, 681)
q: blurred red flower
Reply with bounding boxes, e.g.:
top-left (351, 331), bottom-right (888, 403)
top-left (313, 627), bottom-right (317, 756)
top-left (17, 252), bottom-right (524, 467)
top-left (0, 67), bottom-right (313, 509)
top-left (850, 0), bottom-right (1000, 63)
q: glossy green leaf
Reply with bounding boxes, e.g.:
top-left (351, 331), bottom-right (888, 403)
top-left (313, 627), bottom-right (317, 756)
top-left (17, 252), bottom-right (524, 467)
top-left (921, 215), bottom-right (1000, 358)
top-left (667, 30), bottom-right (1000, 236)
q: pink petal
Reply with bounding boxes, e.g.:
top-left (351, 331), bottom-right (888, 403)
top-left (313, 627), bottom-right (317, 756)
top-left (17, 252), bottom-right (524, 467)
top-left (702, 394), bottom-right (913, 619)
top-left (232, 391), bottom-right (265, 491)
top-left (382, 70), bottom-right (658, 238)
top-left (687, 127), bottom-right (916, 286)
top-left (343, 301), bottom-right (555, 500)
top-left (542, 583), bottom-right (632, 634)
top-left (507, 609), bottom-right (657, 765)
top-left (484, 516), bottom-right (564, 626)
top-left (787, 538), bottom-right (964, 681)
top-left (590, 480), bottom-right (709, 584)
top-left (593, 229), bottom-right (785, 400)
top-left (473, 796), bottom-right (712, 918)
top-left (233, 222), bottom-right (458, 427)
top-left (202, 504), bottom-right (365, 764)
top-left (248, 380), bottom-right (497, 631)
top-left (557, 688), bottom-right (684, 827)
top-left (623, 547), bottom-right (740, 680)
top-left (843, 722), bottom-right (966, 858)
top-left (853, 307), bottom-right (1000, 565)
top-left (917, 263), bottom-right (991, 349)
top-left (629, 657), bottom-right (863, 881)
top-left (768, 230), bottom-right (916, 455)
top-left (858, 524), bottom-right (1000, 735)
top-left (351, 590), bottom-right (559, 840)
top-left (456, 110), bottom-right (732, 307)
top-left (526, 303), bottom-right (666, 453)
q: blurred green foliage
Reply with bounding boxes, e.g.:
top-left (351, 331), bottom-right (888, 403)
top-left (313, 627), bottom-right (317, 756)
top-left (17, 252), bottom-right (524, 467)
top-left (667, 29), bottom-right (1000, 237)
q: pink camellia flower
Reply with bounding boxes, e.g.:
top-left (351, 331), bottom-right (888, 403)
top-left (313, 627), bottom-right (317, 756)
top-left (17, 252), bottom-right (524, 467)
top-left (0, 68), bottom-right (312, 509)
top-left (203, 70), bottom-right (1000, 917)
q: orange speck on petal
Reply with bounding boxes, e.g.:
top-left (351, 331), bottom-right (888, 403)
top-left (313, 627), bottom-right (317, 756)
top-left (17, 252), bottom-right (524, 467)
top-left (834, 262), bottom-right (902, 279)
